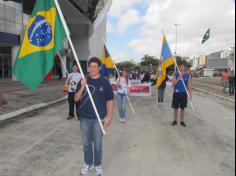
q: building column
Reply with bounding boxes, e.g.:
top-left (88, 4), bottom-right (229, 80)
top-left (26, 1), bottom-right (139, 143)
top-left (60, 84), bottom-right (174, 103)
top-left (61, 39), bottom-right (69, 78)
top-left (11, 46), bottom-right (20, 81)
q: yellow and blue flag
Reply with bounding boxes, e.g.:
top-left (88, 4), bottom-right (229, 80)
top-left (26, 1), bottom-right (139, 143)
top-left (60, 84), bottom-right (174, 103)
top-left (100, 44), bottom-right (115, 77)
top-left (156, 35), bottom-right (175, 88)
top-left (13, 0), bottom-right (66, 90)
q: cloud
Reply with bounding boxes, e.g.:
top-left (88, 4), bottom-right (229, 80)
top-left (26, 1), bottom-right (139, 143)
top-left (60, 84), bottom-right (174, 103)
top-left (116, 9), bottom-right (142, 34)
top-left (128, 0), bottom-right (235, 57)
top-left (108, 0), bottom-right (235, 61)
top-left (109, 0), bottom-right (146, 18)
top-left (107, 21), bottom-right (114, 33)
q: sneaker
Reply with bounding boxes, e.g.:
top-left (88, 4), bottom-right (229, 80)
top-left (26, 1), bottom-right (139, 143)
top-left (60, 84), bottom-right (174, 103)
top-left (119, 118), bottom-right (123, 123)
top-left (96, 166), bottom-right (104, 176)
top-left (122, 118), bottom-right (126, 123)
top-left (180, 121), bottom-right (187, 127)
top-left (171, 121), bottom-right (178, 126)
top-left (80, 164), bottom-right (93, 176)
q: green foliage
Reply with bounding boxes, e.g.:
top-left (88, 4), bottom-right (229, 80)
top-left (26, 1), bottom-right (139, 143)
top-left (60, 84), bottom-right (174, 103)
top-left (169, 56), bottom-right (192, 71)
top-left (176, 56), bottom-right (193, 68)
top-left (116, 55), bottom-right (192, 72)
top-left (116, 61), bottom-right (138, 71)
top-left (140, 55), bottom-right (159, 68)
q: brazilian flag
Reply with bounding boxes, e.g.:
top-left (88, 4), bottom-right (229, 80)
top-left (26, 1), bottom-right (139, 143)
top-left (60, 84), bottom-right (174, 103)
top-left (202, 28), bottom-right (210, 44)
top-left (13, 0), bottom-right (66, 90)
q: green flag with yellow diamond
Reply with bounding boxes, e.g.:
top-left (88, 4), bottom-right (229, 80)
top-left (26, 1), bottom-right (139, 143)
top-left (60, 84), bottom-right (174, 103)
top-left (13, 0), bottom-right (66, 90)
top-left (202, 28), bottom-right (211, 44)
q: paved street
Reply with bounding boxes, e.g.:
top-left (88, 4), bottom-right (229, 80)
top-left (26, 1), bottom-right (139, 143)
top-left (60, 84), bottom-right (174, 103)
top-left (0, 88), bottom-right (234, 176)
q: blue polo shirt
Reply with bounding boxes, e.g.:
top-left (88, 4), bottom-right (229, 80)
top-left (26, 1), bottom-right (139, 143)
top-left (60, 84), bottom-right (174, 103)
top-left (78, 77), bottom-right (114, 120)
top-left (174, 72), bottom-right (190, 93)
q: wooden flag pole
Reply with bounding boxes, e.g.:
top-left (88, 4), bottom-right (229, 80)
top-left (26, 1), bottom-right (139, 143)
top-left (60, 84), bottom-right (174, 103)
top-left (54, 0), bottom-right (106, 135)
top-left (103, 39), bottom-right (135, 115)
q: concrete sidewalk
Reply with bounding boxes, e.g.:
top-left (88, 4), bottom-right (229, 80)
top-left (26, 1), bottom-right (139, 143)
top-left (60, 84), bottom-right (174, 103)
top-left (0, 79), bottom-right (67, 116)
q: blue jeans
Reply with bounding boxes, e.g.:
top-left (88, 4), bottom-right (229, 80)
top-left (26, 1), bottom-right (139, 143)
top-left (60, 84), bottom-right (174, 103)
top-left (80, 118), bottom-right (103, 167)
top-left (158, 87), bottom-right (166, 102)
top-left (117, 94), bottom-right (127, 118)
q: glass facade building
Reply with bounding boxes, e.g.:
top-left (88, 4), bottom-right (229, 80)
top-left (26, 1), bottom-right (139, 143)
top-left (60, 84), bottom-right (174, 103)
top-left (0, 0), bottom-right (23, 35)
top-left (0, 0), bottom-right (24, 79)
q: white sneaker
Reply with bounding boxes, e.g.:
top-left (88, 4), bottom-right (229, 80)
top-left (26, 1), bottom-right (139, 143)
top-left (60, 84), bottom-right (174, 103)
top-left (119, 118), bottom-right (123, 122)
top-left (80, 164), bottom-right (93, 176)
top-left (96, 166), bottom-right (104, 176)
top-left (122, 118), bottom-right (126, 123)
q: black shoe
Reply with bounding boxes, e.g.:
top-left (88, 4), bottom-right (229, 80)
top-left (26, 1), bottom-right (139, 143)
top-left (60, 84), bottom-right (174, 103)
top-left (180, 121), bottom-right (186, 127)
top-left (171, 121), bottom-right (178, 126)
top-left (67, 116), bottom-right (75, 120)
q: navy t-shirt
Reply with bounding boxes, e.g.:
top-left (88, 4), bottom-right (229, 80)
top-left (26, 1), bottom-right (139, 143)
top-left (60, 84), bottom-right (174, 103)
top-left (77, 77), bottom-right (114, 120)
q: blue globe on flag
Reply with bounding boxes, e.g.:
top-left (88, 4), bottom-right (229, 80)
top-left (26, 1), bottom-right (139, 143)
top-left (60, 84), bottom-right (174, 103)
top-left (28, 15), bottom-right (53, 47)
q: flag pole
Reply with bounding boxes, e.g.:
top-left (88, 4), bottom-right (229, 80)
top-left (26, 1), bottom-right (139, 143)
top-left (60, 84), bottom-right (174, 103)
top-left (162, 30), bottom-right (195, 112)
top-left (54, 0), bottom-right (106, 135)
top-left (103, 39), bottom-right (135, 115)
top-left (57, 52), bottom-right (70, 76)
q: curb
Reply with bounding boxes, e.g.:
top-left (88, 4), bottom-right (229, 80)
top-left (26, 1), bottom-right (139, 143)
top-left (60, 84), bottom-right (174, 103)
top-left (193, 88), bottom-right (235, 103)
top-left (0, 96), bottom-right (68, 122)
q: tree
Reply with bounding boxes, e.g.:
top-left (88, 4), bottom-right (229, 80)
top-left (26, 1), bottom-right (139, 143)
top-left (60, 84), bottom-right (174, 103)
top-left (140, 55), bottom-right (159, 69)
top-left (176, 56), bottom-right (193, 69)
top-left (116, 61), bottom-right (138, 71)
top-left (169, 56), bottom-right (192, 71)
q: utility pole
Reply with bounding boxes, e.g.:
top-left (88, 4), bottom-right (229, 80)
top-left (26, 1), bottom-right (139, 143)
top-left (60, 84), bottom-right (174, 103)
top-left (174, 24), bottom-right (181, 72)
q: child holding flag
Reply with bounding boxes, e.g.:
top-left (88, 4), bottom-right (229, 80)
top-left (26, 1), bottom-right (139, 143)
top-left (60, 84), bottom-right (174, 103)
top-left (172, 64), bottom-right (192, 127)
top-left (117, 70), bottom-right (131, 123)
top-left (75, 57), bottom-right (114, 176)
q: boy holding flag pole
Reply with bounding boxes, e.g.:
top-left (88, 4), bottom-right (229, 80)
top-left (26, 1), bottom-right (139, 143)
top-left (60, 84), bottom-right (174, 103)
top-left (14, 0), bottom-right (113, 174)
top-left (157, 31), bottom-right (195, 127)
top-left (53, 1), bottom-right (114, 175)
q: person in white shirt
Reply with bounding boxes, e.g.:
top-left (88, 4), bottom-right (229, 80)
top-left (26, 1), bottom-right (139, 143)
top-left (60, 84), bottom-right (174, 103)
top-left (117, 71), bottom-right (131, 123)
top-left (65, 65), bottom-right (82, 120)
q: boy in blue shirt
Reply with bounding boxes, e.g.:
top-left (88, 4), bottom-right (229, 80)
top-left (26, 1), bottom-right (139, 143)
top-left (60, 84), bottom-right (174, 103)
top-left (75, 57), bottom-right (114, 176)
top-left (172, 64), bottom-right (192, 127)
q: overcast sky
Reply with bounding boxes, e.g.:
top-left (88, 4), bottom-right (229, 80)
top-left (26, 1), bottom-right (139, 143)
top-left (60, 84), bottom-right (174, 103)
top-left (106, 0), bottom-right (235, 62)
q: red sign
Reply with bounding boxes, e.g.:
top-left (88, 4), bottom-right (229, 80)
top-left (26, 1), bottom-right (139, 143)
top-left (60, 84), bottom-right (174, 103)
top-left (112, 83), bottom-right (151, 97)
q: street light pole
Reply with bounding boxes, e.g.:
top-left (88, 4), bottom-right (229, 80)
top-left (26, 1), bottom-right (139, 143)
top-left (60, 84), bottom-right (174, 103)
top-left (174, 24), bottom-right (181, 72)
